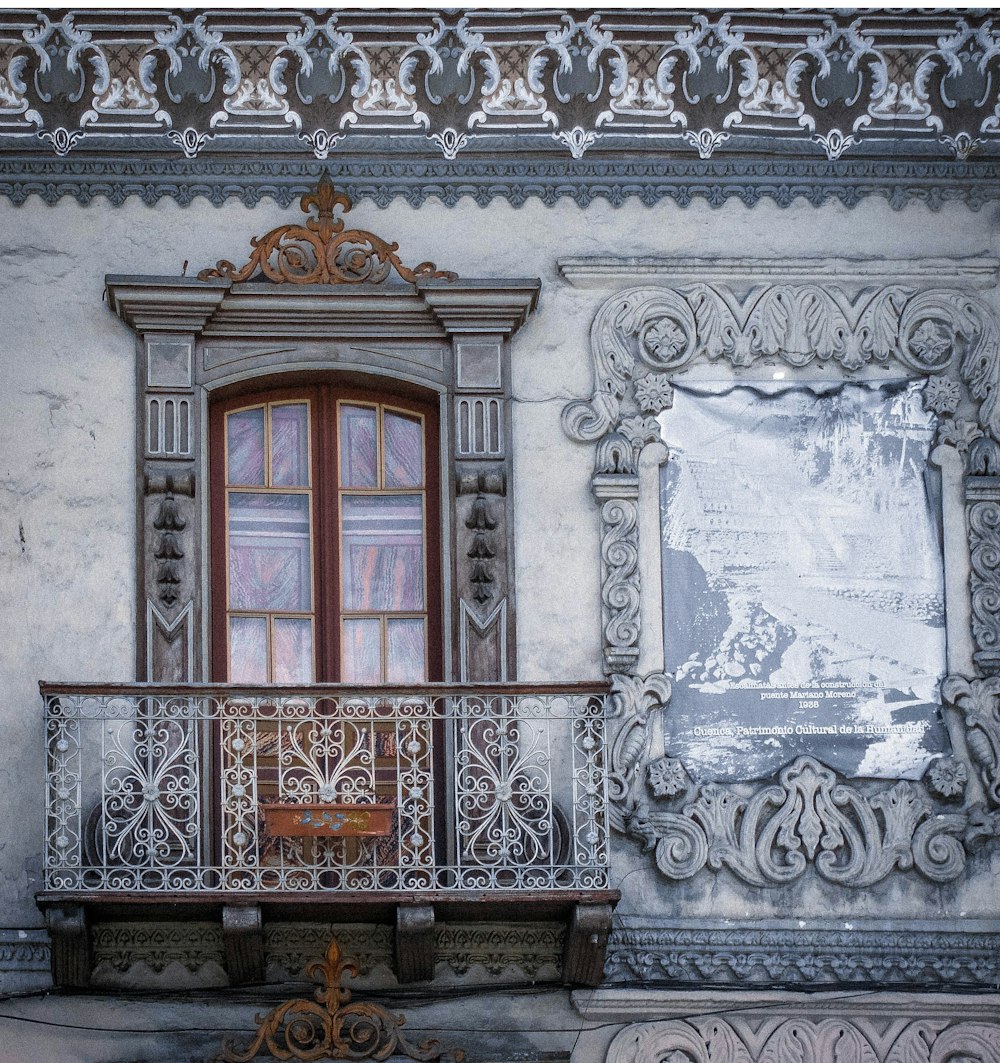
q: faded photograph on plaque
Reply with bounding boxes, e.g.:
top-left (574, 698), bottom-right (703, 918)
top-left (659, 380), bottom-right (950, 783)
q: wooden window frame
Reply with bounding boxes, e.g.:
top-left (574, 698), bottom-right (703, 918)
top-left (209, 379), bottom-right (443, 684)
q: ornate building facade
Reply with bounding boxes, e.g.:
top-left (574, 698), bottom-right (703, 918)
top-left (1, 8), bottom-right (999, 1062)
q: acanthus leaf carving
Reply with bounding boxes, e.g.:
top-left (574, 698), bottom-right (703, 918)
top-left (562, 283), bottom-right (1000, 444)
top-left (616, 752), bottom-right (969, 888)
top-left (605, 1016), bottom-right (1000, 1063)
top-left (965, 498), bottom-right (1000, 666)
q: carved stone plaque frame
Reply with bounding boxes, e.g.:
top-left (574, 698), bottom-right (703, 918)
top-left (563, 276), bottom-right (1000, 890)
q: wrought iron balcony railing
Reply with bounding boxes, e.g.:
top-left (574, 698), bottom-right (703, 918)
top-left (42, 683), bottom-right (610, 896)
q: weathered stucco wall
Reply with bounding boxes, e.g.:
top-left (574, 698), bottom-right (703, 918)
top-left (1, 191), bottom-right (998, 991)
top-left (0, 193), bottom-right (994, 931)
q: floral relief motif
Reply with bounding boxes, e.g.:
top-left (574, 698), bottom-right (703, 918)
top-left (936, 417), bottom-right (983, 454)
top-left (2, 11), bottom-right (999, 191)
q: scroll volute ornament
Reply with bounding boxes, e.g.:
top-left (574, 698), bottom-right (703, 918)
top-left (215, 936), bottom-right (464, 1063)
top-left (198, 175), bottom-right (457, 286)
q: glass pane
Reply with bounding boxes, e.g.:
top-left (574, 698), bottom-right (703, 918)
top-left (386, 618), bottom-right (426, 683)
top-left (227, 407), bottom-right (265, 486)
top-left (229, 492), bottom-right (312, 611)
top-left (340, 404), bottom-right (378, 488)
top-left (229, 616), bottom-right (268, 684)
top-left (341, 494), bottom-right (424, 611)
top-left (272, 617), bottom-right (313, 684)
top-left (342, 618), bottom-right (382, 684)
top-left (384, 411), bottom-right (423, 487)
top-left (271, 404), bottom-right (309, 487)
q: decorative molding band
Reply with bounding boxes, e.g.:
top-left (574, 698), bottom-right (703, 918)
top-left (604, 1015), bottom-right (1000, 1063)
top-left (92, 922), bottom-right (224, 974)
top-left (265, 924), bottom-right (393, 980)
top-left (2, 10), bottom-right (1000, 192)
top-left (557, 256), bottom-right (1000, 290)
top-left (0, 929), bottom-right (50, 973)
top-left (436, 923), bottom-right (564, 978)
top-left (576, 987), bottom-right (1000, 1023)
top-left (604, 923), bottom-right (1000, 987)
top-left (1, 154), bottom-right (998, 210)
top-left (89, 921), bottom-right (566, 982)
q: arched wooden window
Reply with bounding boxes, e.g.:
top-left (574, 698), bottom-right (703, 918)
top-left (210, 381), bottom-right (442, 684)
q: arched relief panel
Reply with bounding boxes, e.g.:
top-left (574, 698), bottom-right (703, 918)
top-left (106, 180), bottom-right (539, 685)
top-left (563, 273), bottom-right (1000, 891)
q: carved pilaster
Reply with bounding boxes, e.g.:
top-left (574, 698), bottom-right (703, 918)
top-left (562, 903), bottom-right (613, 986)
top-left (139, 333), bottom-right (200, 682)
top-left (593, 474), bottom-right (640, 677)
top-left (452, 330), bottom-right (516, 682)
top-left (222, 904), bottom-right (265, 986)
top-left (395, 904), bottom-right (435, 984)
top-left (45, 903), bottom-right (89, 988)
top-left (967, 470), bottom-right (1000, 674)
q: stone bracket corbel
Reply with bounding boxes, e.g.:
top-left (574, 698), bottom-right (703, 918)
top-left (395, 903), bottom-right (435, 983)
top-left (222, 903), bottom-right (265, 986)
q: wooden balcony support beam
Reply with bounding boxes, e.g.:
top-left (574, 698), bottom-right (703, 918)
top-left (395, 903), bottom-right (435, 983)
top-left (222, 903), bottom-right (265, 986)
top-left (562, 902), bottom-right (613, 987)
top-left (45, 902), bottom-right (90, 988)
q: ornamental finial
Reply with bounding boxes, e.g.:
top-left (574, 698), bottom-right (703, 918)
top-left (198, 176), bottom-right (457, 286)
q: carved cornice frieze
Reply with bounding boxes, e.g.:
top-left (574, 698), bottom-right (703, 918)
top-left (604, 1015), bottom-right (1000, 1063)
top-left (1, 11), bottom-right (1000, 207)
top-left (605, 923), bottom-right (1000, 987)
top-left (436, 923), bottom-right (564, 978)
top-left (265, 924), bottom-right (393, 981)
top-left (92, 922), bottom-right (223, 975)
top-left (0, 929), bottom-right (50, 973)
